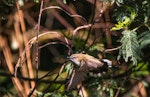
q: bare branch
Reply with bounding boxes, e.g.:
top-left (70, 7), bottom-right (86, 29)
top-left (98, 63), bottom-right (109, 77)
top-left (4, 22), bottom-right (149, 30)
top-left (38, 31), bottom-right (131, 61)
top-left (42, 6), bottom-right (87, 23)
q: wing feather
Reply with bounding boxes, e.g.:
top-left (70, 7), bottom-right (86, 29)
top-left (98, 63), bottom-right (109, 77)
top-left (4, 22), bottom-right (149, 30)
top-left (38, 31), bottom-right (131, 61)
top-left (67, 69), bottom-right (87, 90)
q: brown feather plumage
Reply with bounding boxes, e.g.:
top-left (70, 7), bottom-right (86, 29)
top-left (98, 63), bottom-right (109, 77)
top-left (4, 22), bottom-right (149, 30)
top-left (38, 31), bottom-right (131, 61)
top-left (67, 53), bottom-right (105, 90)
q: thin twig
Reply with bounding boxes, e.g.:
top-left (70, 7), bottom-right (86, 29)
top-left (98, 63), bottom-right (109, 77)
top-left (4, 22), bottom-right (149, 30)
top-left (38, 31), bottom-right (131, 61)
top-left (83, 0), bottom-right (97, 50)
top-left (35, 0), bottom-right (43, 80)
top-left (73, 24), bottom-right (92, 36)
top-left (56, 0), bottom-right (86, 25)
top-left (105, 46), bottom-right (121, 52)
top-left (115, 77), bottom-right (127, 97)
top-left (39, 41), bottom-right (71, 51)
top-left (41, 74), bottom-right (60, 97)
top-left (0, 72), bottom-right (66, 83)
top-left (51, 9), bottom-right (74, 30)
top-left (42, 6), bottom-right (87, 23)
top-left (29, 0), bottom-right (44, 96)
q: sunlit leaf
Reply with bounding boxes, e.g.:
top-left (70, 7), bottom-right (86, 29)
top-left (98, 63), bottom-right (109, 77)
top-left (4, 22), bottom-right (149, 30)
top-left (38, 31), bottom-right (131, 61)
top-left (118, 30), bottom-right (141, 65)
top-left (111, 6), bottom-right (137, 31)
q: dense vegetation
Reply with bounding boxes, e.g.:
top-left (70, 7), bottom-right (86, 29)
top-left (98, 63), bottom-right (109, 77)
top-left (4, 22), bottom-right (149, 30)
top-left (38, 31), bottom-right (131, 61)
top-left (0, 0), bottom-right (150, 97)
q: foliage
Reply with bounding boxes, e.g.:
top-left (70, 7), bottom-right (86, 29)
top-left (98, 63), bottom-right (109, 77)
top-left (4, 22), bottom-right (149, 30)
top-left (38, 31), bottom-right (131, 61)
top-left (138, 31), bottom-right (150, 48)
top-left (131, 62), bottom-right (149, 77)
top-left (89, 43), bottom-right (105, 52)
top-left (118, 30), bottom-right (141, 65)
top-left (88, 78), bottom-right (118, 97)
top-left (111, 6), bottom-right (137, 31)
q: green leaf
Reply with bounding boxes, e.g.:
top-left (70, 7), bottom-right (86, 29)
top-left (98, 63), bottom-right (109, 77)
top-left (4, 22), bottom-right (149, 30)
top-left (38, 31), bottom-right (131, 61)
top-left (63, 0), bottom-right (67, 4)
top-left (89, 43), bottom-right (104, 52)
top-left (142, 81), bottom-right (149, 87)
top-left (126, 6), bottom-right (137, 20)
top-left (138, 31), bottom-right (150, 48)
top-left (111, 17), bottom-right (130, 31)
top-left (131, 62), bottom-right (149, 77)
top-left (111, 6), bottom-right (137, 31)
top-left (34, 0), bottom-right (39, 3)
top-left (65, 62), bottom-right (73, 77)
top-left (118, 30), bottom-right (141, 65)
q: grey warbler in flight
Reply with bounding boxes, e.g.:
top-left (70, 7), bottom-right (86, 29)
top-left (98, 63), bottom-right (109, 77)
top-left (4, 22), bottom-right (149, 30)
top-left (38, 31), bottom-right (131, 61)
top-left (67, 53), bottom-right (112, 90)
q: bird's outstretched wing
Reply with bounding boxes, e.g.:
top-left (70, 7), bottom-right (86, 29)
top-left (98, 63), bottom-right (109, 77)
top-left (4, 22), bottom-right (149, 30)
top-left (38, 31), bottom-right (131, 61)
top-left (67, 53), bottom-right (112, 90)
top-left (67, 69), bottom-right (87, 90)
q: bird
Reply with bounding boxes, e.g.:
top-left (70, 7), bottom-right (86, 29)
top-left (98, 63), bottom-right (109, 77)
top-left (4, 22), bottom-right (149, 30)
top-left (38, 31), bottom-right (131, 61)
top-left (67, 53), bottom-right (112, 90)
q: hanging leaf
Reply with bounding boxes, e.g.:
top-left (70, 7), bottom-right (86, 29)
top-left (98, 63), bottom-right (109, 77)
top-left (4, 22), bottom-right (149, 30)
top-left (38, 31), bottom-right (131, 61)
top-left (118, 30), bottom-right (141, 65)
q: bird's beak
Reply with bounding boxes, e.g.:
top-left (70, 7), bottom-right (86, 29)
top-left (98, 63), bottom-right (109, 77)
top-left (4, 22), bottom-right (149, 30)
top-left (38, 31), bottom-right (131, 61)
top-left (67, 55), bottom-right (75, 60)
top-left (67, 56), bottom-right (73, 61)
top-left (67, 56), bottom-right (73, 60)
top-left (67, 56), bottom-right (70, 59)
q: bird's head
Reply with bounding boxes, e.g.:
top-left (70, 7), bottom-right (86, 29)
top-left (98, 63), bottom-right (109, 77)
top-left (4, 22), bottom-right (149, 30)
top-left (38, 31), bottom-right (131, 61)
top-left (67, 54), bottom-right (83, 66)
